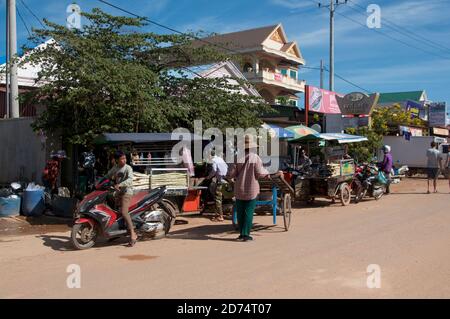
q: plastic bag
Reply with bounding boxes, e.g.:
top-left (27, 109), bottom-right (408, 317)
top-left (26, 182), bottom-right (45, 191)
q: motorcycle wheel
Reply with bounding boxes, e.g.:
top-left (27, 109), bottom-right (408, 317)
top-left (71, 223), bottom-right (97, 250)
top-left (352, 180), bottom-right (364, 204)
top-left (374, 187), bottom-right (385, 200)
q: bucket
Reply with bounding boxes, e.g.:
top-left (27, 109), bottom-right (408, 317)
top-left (51, 196), bottom-right (78, 218)
top-left (0, 196), bottom-right (21, 217)
top-left (22, 189), bottom-right (45, 216)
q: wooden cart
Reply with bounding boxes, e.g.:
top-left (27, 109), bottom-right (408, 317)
top-left (294, 159), bottom-right (355, 206)
top-left (232, 175), bottom-right (294, 231)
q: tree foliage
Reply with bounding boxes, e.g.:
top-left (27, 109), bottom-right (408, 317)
top-left (22, 8), bottom-right (270, 145)
top-left (345, 104), bottom-right (427, 163)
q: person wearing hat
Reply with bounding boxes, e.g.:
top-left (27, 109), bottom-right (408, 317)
top-left (228, 135), bottom-right (279, 241)
top-left (104, 150), bottom-right (137, 247)
top-left (380, 145), bottom-right (393, 194)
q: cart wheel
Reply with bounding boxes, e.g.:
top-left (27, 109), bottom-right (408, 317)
top-left (340, 183), bottom-right (351, 206)
top-left (282, 193), bottom-right (292, 231)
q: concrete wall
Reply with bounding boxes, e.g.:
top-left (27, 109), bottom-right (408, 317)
top-left (0, 118), bottom-right (60, 184)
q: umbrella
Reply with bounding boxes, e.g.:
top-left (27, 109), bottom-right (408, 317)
top-left (261, 123), bottom-right (295, 139)
top-left (285, 125), bottom-right (321, 142)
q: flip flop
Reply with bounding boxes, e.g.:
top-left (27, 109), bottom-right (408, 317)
top-left (127, 238), bottom-right (137, 247)
top-left (211, 216), bottom-right (224, 222)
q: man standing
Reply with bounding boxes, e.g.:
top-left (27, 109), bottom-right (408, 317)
top-left (105, 151), bottom-right (137, 247)
top-left (207, 149), bottom-right (228, 222)
top-left (426, 142), bottom-right (442, 194)
top-left (380, 145), bottom-right (393, 194)
top-left (227, 135), bottom-right (270, 242)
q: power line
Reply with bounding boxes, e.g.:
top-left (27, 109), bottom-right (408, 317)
top-left (324, 67), bottom-right (372, 94)
top-left (334, 9), bottom-right (450, 60)
top-left (348, 0), bottom-right (450, 55)
top-left (16, 6), bottom-right (32, 39)
top-left (97, 0), bottom-right (373, 95)
top-left (98, 0), bottom-right (244, 57)
top-left (19, 0), bottom-right (46, 29)
top-left (307, 0), bottom-right (450, 60)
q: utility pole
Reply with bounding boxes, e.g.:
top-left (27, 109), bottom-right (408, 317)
top-left (320, 59), bottom-right (324, 89)
top-left (6, 1), bottom-right (10, 118)
top-left (318, 0), bottom-right (348, 92)
top-left (8, 0), bottom-right (20, 118)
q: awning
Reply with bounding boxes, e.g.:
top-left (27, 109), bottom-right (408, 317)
top-left (93, 133), bottom-right (206, 145)
top-left (261, 123), bottom-right (295, 139)
top-left (319, 133), bottom-right (368, 144)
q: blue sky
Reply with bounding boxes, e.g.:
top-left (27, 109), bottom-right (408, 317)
top-left (1, 0), bottom-right (450, 106)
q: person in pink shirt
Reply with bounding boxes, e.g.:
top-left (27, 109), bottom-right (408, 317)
top-left (228, 135), bottom-right (278, 241)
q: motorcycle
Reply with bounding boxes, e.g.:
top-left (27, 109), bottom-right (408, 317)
top-left (355, 163), bottom-right (388, 200)
top-left (71, 179), bottom-right (175, 250)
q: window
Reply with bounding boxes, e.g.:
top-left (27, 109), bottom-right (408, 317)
top-left (243, 63), bottom-right (253, 73)
top-left (289, 100), bottom-right (297, 107)
top-left (280, 69), bottom-right (287, 76)
top-left (289, 70), bottom-right (297, 79)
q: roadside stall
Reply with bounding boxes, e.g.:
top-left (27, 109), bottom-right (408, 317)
top-left (93, 133), bottom-right (208, 216)
top-left (285, 126), bottom-right (367, 206)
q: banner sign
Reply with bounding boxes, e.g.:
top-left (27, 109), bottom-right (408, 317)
top-left (308, 86), bottom-right (342, 114)
top-left (429, 102), bottom-right (447, 127)
top-left (405, 100), bottom-right (426, 120)
top-left (432, 127), bottom-right (449, 136)
top-left (399, 125), bottom-right (423, 137)
top-left (336, 92), bottom-right (379, 116)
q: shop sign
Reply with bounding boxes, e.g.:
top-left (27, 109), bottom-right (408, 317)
top-left (429, 102), bottom-right (447, 127)
top-left (432, 127), bottom-right (449, 136)
top-left (336, 92), bottom-right (379, 116)
top-left (307, 85), bottom-right (342, 114)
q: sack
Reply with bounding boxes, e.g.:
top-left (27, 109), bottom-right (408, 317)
top-left (377, 172), bottom-right (388, 185)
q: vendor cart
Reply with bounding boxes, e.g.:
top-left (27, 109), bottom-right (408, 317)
top-left (93, 133), bottom-right (208, 216)
top-left (294, 159), bottom-right (355, 206)
top-left (232, 175), bottom-right (294, 231)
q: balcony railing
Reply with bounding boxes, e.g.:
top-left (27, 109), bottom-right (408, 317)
top-left (243, 70), bottom-right (305, 90)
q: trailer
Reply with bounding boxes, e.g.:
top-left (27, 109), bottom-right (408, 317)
top-left (379, 136), bottom-right (448, 175)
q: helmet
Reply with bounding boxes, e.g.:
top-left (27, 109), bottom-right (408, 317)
top-left (382, 145), bottom-right (391, 153)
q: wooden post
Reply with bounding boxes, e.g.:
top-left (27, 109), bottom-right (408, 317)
top-left (305, 85), bottom-right (309, 126)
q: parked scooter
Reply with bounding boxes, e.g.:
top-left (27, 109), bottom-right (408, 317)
top-left (71, 179), bottom-right (175, 250)
top-left (355, 163), bottom-right (388, 200)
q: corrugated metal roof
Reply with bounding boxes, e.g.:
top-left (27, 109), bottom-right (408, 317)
top-left (378, 91), bottom-right (425, 103)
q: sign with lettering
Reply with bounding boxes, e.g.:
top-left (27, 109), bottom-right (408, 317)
top-left (429, 102), bottom-right (447, 127)
top-left (308, 86), bottom-right (342, 114)
top-left (336, 92), bottom-right (379, 116)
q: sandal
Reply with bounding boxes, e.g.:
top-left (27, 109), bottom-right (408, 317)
top-left (127, 238), bottom-right (137, 247)
top-left (211, 216), bottom-right (224, 222)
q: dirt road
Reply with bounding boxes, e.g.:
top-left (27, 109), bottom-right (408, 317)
top-left (1, 178), bottom-right (449, 298)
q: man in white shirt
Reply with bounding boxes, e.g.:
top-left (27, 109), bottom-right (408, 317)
top-left (426, 142), bottom-right (442, 194)
top-left (207, 150), bottom-right (228, 222)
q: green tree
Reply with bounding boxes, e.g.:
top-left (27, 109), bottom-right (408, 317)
top-left (345, 104), bottom-right (427, 162)
top-left (22, 8), bottom-right (270, 145)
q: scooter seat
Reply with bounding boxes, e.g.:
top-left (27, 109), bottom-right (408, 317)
top-left (129, 187), bottom-right (166, 211)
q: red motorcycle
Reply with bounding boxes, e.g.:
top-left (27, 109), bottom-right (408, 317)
top-left (71, 179), bottom-right (175, 250)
